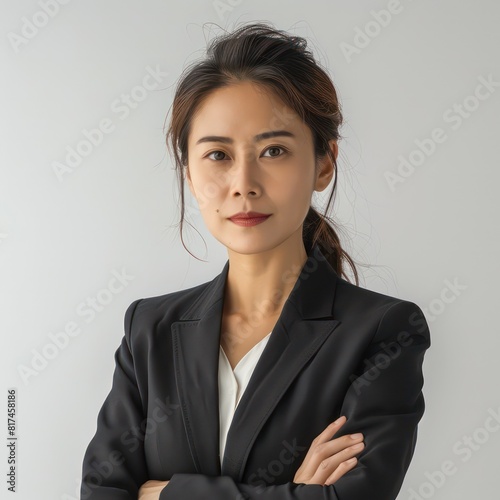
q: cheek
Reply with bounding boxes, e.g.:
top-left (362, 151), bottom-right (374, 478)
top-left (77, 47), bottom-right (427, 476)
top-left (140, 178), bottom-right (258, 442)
top-left (274, 169), bottom-right (313, 204)
top-left (190, 173), bottom-right (226, 211)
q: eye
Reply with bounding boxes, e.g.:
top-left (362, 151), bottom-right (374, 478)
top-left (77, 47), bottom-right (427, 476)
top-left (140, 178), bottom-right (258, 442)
top-left (205, 145), bottom-right (287, 162)
top-left (206, 150), bottom-right (228, 161)
top-left (262, 146), bottom-right (286, 158)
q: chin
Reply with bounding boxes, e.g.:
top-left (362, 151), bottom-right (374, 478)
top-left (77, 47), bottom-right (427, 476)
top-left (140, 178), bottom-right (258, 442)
top-left (223, 240), bottom-right (278, 256)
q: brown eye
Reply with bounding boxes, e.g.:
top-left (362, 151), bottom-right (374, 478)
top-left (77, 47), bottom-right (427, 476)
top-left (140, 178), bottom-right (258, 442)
top-left (263, 146), bottom-right (286, 157)
top-left (207, 150), bottom-right (228, 161)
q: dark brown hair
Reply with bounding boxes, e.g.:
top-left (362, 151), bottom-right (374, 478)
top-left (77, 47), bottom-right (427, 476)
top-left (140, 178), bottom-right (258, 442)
top-left (165, 22), bottom-right (359, 285)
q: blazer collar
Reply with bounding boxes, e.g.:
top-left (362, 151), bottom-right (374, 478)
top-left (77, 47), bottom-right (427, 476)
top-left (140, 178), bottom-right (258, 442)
top-left (170, 243), bottom-right (342, 480)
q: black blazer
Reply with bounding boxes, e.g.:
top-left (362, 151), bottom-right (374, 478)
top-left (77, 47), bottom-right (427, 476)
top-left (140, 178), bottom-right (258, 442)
top-left (80, 243), bottom-right (431, 500)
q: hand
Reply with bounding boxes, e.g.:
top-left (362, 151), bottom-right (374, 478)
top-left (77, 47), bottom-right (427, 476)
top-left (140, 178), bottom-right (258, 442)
top-left (293, 416), bottom-right (364, 486)
top-left (138, 480), bottom-right (169, 500)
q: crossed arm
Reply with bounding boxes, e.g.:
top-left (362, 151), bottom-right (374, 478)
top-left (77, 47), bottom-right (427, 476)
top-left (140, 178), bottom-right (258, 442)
top-left (81, 299), bottom-right (431, 500)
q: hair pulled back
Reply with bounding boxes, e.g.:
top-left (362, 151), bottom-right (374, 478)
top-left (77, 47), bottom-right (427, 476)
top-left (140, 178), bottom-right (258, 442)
top-left (166, 22), bottom-right (359, 284)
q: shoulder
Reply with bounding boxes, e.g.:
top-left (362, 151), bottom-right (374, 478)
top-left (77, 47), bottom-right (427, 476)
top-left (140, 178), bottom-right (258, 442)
top-left (121, 277), bottom-right (214, 341)
top-left (334, 275), bottom-right (430, 346)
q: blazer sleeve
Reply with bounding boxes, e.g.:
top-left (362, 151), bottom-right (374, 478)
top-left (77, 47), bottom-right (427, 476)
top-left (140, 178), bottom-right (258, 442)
top-left (159, 300), bottom-right (431, 500)
top-left (80, 298), bottom-right (148, 500)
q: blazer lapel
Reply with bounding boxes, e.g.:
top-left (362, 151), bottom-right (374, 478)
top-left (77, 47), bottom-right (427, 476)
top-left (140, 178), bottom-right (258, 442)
top-left (171, 260), bottom-right (229, 476)
top-left (171, 243), bottom-right (341, 480)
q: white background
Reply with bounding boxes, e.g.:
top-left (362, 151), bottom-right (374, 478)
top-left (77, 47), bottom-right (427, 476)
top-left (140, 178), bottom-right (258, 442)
top-left (1, 0), bottom-right (499, 498)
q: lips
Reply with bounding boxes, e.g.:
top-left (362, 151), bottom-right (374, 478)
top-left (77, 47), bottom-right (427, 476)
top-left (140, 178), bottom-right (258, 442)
top-left (228, 212), bottom-right (271, 227)
top-left (228, 211), bottom-right (271, 220)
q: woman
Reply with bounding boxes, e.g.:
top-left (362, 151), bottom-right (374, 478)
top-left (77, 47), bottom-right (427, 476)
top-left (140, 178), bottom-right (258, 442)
top-left (80, 22), bottom-right (431, 500)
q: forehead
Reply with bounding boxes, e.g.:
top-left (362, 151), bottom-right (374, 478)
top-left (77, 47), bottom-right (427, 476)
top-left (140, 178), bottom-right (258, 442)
top-left (188, 81), bottom-right (310, 143)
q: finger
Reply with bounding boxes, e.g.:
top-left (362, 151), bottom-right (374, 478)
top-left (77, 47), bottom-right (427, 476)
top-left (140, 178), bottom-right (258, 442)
top-left (296, 416), bottom-right (355, 482)
top-left (309, 440), bottom-right (365, 485)
top-left (298, 417), bottom-right (348, 475)
top-left (324, 457), bottom-right (358, 485)
top-left (313, 416), bottom-right (347, 446)
top-left (305, 433), bottom-right (364, 474)
top-left (318, 433), bottom-right (365, 457)
top-left (138, 480), bottom-right (168, 500)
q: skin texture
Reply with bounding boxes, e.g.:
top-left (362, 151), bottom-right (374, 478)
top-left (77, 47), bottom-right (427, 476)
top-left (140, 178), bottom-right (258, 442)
top-left (138, 80), bottom-right (354, 499)
top-left (138, 480), bottom-right (169, 499)
top-left (185, 80), bottom-right (336, 323)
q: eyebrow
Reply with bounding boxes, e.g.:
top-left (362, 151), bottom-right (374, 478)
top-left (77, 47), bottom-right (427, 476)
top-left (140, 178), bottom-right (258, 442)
top-left (195, 129), bottom-right (296, 145)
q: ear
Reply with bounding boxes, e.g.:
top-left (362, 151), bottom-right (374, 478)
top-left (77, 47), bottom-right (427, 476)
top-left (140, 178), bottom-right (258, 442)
top-left (314, 140), bottom-right (337, 192)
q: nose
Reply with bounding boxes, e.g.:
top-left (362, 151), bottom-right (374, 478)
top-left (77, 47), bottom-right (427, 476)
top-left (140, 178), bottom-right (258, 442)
top-left (230, 151), bottom-right (262, 198)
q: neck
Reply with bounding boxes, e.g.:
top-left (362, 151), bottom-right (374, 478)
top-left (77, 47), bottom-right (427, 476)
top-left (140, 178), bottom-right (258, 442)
top-left (223, 235), bottom-right (308, 322)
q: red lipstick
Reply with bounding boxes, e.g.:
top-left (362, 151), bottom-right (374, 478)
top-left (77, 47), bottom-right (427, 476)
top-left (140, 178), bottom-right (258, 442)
top-left (228, 211), bottom-right (272, 227)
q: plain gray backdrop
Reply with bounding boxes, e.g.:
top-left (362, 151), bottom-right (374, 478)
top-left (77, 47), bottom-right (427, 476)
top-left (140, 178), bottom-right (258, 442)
top-left (1, 0), bottom-right (499, 498)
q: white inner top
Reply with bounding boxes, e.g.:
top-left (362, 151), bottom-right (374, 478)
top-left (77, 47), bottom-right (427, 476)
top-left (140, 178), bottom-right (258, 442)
top-left (218, 331), bottom-right (272, 466)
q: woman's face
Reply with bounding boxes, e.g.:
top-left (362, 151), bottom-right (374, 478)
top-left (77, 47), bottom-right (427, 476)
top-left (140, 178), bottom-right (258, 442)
top-left (186, 80), bottom-right (334, 255)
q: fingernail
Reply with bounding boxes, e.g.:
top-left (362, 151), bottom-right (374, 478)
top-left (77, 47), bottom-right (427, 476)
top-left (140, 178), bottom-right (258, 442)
top-left (350, 433), bottom-right (363, 439)
top-left (333, 416), bottom-right (346, 424)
